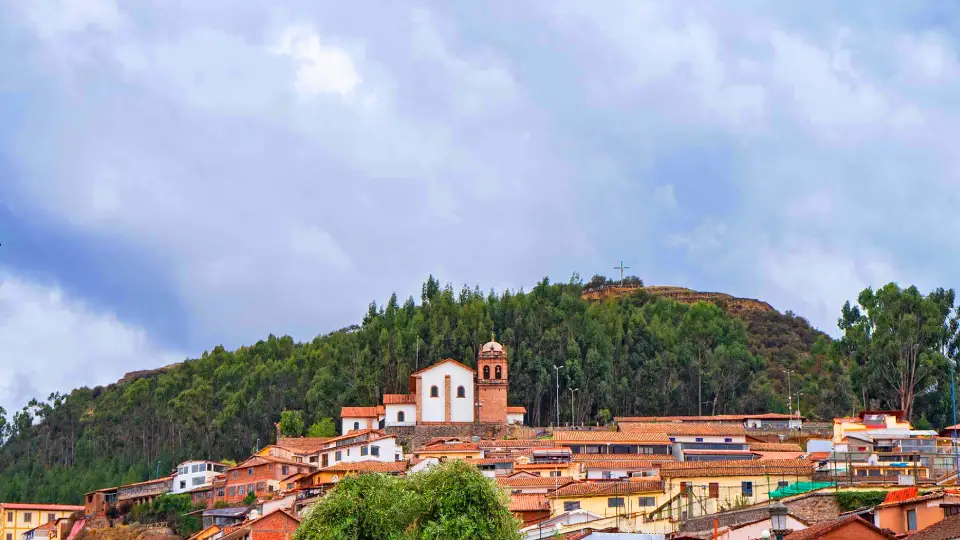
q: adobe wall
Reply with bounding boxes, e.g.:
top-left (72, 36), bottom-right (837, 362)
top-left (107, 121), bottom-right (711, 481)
top-left (386, 424), bottom-right (538, 451)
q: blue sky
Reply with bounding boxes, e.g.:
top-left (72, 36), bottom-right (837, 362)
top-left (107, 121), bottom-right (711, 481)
top-left (2, 0), bottom-right (960, 413)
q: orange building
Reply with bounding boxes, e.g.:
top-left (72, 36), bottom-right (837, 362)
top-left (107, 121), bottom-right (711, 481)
top-left (216, 456), bottom-right (312, 504)
top-left (874, 489), bottom-right (960, 536)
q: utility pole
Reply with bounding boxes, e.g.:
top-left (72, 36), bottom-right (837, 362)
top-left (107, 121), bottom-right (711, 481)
top-left (783, 369), bottom-right (794, 419)
top-left (553, 365), bottom-right (564, 427)
top-left (613, 261), bottom-right (630, 286)
top-left (569, 388), bottom-right (579, 426)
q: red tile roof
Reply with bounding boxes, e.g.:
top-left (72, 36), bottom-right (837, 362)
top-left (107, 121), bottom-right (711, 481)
top-left (682, 449), bottom-right (756, 456)
top-left (340, 406), bottom-right (383, 418)
top-left (410, 358), bottom-right (475, 376)
top-left (319, 460), bottom-right (409, 474)
top-left (660, 459), bottom-right (814, 478)
top-left (784, 514), bottom-right (894, 540)
top-left (506, 406), bottom-right (527, 414)
top-left (806, 452), bottom-right (831, 461)
top-left (382, 393), bottom-right (416, 404)
top-left (478, 439), bottom-right (558, 448)
top-left (275, 437), bottom-right (333, 454)
top-left (882, 487), bottom-right (919, 504)
top-left (508, 493), bottom-right (549, 512)
top-left (579, 460), bottom-right (663, 470)
top-left (553, 481), bottom-right (663, 497)
top-left (615, 413), bottom-right (801, 422)
top-left (572, 453), bottom-right (676, 463)
top-left (621, 422), bottom-right (747, 436)
top-left (553, 430), bottom-right (670, 444)
top-left (496, 476), bottom-right (574, 488)
top-left (417, 442), bottom-right (480, 452)
top-left (750, 442), bottom-right (803, 452)
top-left (755, 451), bottom-right (805, 461)
top-left (0, 503), bottom-right (85, 512)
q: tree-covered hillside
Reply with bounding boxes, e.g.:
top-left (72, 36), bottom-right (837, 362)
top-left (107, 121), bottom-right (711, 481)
top-left (0, 275), bottom-right (955, 504)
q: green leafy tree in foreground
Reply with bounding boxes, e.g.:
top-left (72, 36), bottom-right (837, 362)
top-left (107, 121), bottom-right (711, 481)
top-left (307, 418), bottom-right (336, 438)
top-left (295, 461), bottom-right (520, 540)
top-left (279, 410), bottom-right (306, 437)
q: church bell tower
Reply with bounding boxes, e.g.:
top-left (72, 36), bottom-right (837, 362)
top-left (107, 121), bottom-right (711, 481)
top-left (476, 335), bottom-right (508, 423)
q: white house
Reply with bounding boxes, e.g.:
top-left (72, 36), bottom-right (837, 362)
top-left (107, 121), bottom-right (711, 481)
top-left (416, 359), bottom-right (475, 423)
top-left (506, 406), bottom-right (527, 425)
top-left (171, 460), bottom-right (228, 494)
top-left (383, 394), bottom-right (417, 427)
top-left (315, 429), bottom-right (403, 468)
top-left (340, 406), bottom-right (384, 434)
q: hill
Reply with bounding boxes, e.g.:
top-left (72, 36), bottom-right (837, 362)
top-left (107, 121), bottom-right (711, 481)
top-left (0, 275), bottom-right (844, 504)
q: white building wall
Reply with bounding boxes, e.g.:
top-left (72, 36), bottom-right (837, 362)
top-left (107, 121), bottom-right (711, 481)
top-left (322, 437), bottom-right (403, 466)
top-left (342, 417), bottom-right (374, 433)
top-left (418, 363), bottom-right (475, 422)
top-left (507, 413), bottom-right (525, 425)
top-left (171, 461), bottom-right (226, 494)
top-left (671, 435), bottom-right (746, 444)
top-left (385, 404), bottom-right (417, 426)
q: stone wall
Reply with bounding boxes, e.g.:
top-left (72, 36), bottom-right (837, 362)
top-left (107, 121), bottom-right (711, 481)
top-left (679, 492), bottom-right (839, 533)
top-left (386, 424), bottom-right (539, 451)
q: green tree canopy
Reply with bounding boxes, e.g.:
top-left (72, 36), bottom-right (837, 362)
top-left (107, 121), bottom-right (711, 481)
top-left (279, 410), bottom-right (306, 437)
top-left (306, 418), bottom-right (336, 438)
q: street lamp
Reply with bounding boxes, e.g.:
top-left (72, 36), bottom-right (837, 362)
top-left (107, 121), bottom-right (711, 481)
top-left (783, 369), bottom-right (794, 418)
top-left (553, 365), bottom-right (564, 427)
top-left (767, 501), bottom-right (790, 540)
top-left (569, 388), bottom-right (579, 426)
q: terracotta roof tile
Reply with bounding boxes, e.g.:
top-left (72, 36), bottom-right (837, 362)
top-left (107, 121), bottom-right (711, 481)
top-left (496, 476), bottom-right (574, 488)
top-left (0, 503), bottom-right (85, 512)
top-left (382, 393), bottom-right (416, 404)
top-left (340, 406), bottom-right (383, 418)
top-left (785, 514), bottom-right (894, 540)
top-left (660, 459), bottom-right (814, 478)
top-left (508, 493), bottom-right (549, 512)
top-left (275, 437), bottom-right (333, 454)
top-left (615, 413), bottom-right (801, 422)
top-left (417, 442), bottom-right (480, 452)
top-left (506, 406), bottom-right (527, 414)
top-left (553, 430), bottom-right (670, 444)
top-left (553, 481), bottom-right (663, 497)
top-left (579, 460), bottom-right (666, 470)
top-left (682, 449), bottom-right (756, 456)
top-left (621, 422), bottom-right (747, 436)
top-left (478, 439), bottom-right (557, 448)
top-left (750, 442), bottom-right (803, 452)
top-left (572, 453), bottom-right (676, 463)
top-left (806, 452), bottom-right (831, 461)
top-left (755, 451), bottom-right (805, 461)
top-left (322, 460), bottom-right (408, 474)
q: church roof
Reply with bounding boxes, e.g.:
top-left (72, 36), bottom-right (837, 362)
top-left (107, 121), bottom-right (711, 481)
top-left (410, 358), bottom-right (475, 376)
top-left (481, 340), bottom-right (504, 353)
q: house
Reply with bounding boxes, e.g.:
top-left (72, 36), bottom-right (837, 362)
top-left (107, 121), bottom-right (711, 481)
top-left (553, 430), bottom-right (673, 456)
top-left (216, 456), bottom-right (313, 505)
top-left (619, 423), bottom-right (754, 461)
top-left (218, 508), bottom-right (300, 540)
top-left (185, 524), bottom-right (222, 540)
top-left (0, 504), bottom-right (84, 540)
top-left (875, 489), bottom-right (960, 536)
top-left (340, 338), bottom-right (526, 428)
top-left (117, 476), bottom-right (174, 507)
top-left (701, 514), bottom-right (809, 540)
top-left (513, 448), bottom-right (578, 478)
top-left (172, 460), bottom-right (229, 494)
top-left (907, 512), bottom-right (960, 539)
top-left (257, 437), bottom-right (333, 466)
top-left (314, 429), bottom-right (403, 468)
top-left (508, 494), bottom-right (550, 527)
top-left (496, 474), bottom-right (575, 494)
top-left (549, 480), bottom-right (665, 518)
top-left (83, 487), bottom-right (117, 515)
top-left (187, 485), bottom-right (216, 509)
top-left (615, 413), bottom-right (803, 430)
top-left (579, 458), bottom-right (665, 481)
top-left (297, 460), bottom-right (408, 488)
top-left (656, 459), bottom-right (814, 520)
top-left (20, 520), bottom-right (56, 540)
top-left (201, 507), bottom-right (251, 530)
top-left (517, 509), bottom-right (604, 540)
top-left (413, 441), bottom-right (482, 461)
top-left (784, 514), bottom-right (896, 539)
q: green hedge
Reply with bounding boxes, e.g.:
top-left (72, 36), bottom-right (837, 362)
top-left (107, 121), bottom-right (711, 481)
top-left (835, 491), bottom-right (889, 512)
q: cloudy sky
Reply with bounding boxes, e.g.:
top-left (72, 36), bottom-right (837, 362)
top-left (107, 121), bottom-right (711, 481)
top-left (2, 0), bottom-right (960, 413)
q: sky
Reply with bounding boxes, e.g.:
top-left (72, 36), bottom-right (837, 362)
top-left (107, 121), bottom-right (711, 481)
top-left (2, 0), bottom-right (960, 413)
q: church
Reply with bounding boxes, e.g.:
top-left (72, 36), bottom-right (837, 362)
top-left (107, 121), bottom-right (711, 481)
top-left (340, 338), bottom-right (526, 432)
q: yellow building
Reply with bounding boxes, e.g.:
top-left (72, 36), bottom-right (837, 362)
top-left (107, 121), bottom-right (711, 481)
top-left (656, 459), bottom-right (814, 520)
top-left (549, 480), bottom-right (666, 518)
top-left (297, 460), bottom-right (408, 487)
top-left (0, 503), bottom-right (84, 540)
top-left (834, 410), bottom-right (912, 442)
top-left (412, 442), bottom-right (482, 461)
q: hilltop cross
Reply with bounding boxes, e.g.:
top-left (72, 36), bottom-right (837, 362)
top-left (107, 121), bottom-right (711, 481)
top-left (613, 260), bottom-right (630, 286)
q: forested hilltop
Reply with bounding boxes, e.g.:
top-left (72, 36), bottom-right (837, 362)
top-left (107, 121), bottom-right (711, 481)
top-left (0, 275), bottom-right (956, 504)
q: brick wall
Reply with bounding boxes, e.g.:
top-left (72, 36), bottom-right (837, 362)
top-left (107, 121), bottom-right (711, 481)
top-left (249, 511), bottom-right (299, 540)
top-left (386, 424), bottom-right (538, 451)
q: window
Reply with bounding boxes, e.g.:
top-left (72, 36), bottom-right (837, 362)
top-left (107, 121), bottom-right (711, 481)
top-left (192, 477), bottom-right (204, 486)
top-left (695, 437), bottom-right (704, 442)
top-left (398, 411), bottom-right (405, 423)
top-left (638, 497), bottom-right (656, 507)
top-left (5, 534), bottom-right (10, 540)
top-left (680, 482), bottom-right (688, 496)
top-left (778, 481), bottom-right (789, 489)
top-left (709, 483), bottom-right (719, 498)
top-left (550, 471), bottom-right (561, 477)
top-left (217, 489), bottom-right (225, 497)
top-left (24, 512), bottom-right (32, 523)
top-left (268, 464), bottom-right (273, 471)
top-left (564, 501), bottom-right (580, 512)
top-left (295, 457), bottom-right (303, 463)
top-left (946, 506), bottom-right (960, 517)
top-left (353, 421), bottom-right (360, 431)
top-left (257, 482), bottom-right (265, 491)
top-left (192, 464), bottom-right (201, 473)
top-left (907, 509), bottom-right (918, 531)
top-left (247, 467), bottom-right (254, 476)
top-left (248, 484), bottom-right (254, 493)
top-left (602, 471), bottom-right (613, 480)
top-left (362, 446), bottom-right (369, 456)
top-left (724, 438), bottom-right (733, 443)
top-left (741, 481), bottom-right (753, 497)
top-left (607, 497), bottom-right (624, 508)
top-left (371, 446), bottom-right (380, 456)
top-left (238, 486), bottom-right (245, 495)
top-left (495, 366), bottom-right (502, 379)
top-left (483, 366), bottom-right (490, 379)
top-left (309, 456), bottom-right (318, 463)
top-left (7, 511), bottom-right (13, 522)
top-left (430, 386), bottom-right (439, 398)
top-left (180, 480), bottom-right (187, 489)
top-left (229, 487), bottom-right (236, 496)
top-left (232, 471), bottom-right (238, 479)
top-left (457, 386), bottom-right (466, 398)
top-left (282, 465), bottom-right (289, 475)
top-left (335, 451), bottom-right (342, 461)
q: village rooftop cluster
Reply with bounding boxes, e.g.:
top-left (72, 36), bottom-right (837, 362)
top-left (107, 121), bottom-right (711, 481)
top-left (8, 340), bottom-right (960, 539)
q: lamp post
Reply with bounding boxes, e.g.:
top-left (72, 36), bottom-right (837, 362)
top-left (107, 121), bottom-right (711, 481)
top-left (569, 388), bottom-right (579, 426)
top-left (553, 365), bottom-right (564, 428)
top-left (796, 391), bottom-right (803, 430)
top-left (783, 369), bottom-right (794, 419)
top-left (767, 501), bottom-right (790, 540)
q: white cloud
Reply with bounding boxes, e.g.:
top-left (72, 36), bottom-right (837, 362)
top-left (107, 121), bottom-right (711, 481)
top-left (0, 270), bottom-right (182, 412)
top-left (18, 0), bottom-right (121, 38)
top-left (271, 26), bottom-right (362, 98)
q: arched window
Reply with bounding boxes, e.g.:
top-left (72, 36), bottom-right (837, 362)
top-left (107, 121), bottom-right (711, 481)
top-left (353, 421), bottom-right (360, 431)
top-left (457, 385), bottom-right (466, 398)
top-left (483, 365), bottom-right (490, 379)
top-left (430, 385), bottom-right (439, 398)
top-left (495, 365), bottom-right (503, 379)
top-left (398, 411), bottom-right (405, 423)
